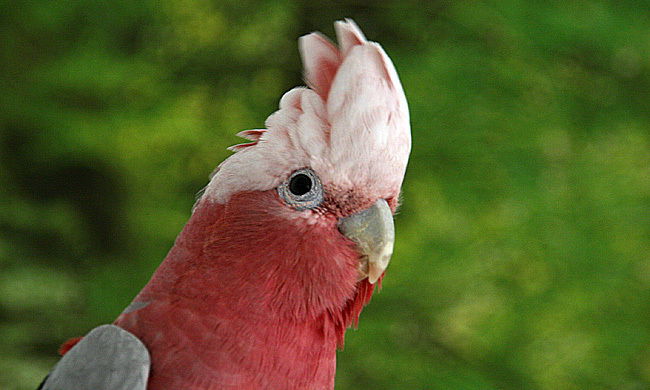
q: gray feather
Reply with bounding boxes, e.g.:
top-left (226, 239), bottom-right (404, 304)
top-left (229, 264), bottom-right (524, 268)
top-left (41, 325), bottom-right (150, 390)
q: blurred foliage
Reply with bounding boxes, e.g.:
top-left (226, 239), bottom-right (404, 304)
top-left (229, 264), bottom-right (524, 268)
top-left (1, 0), bottom-right (649, 389)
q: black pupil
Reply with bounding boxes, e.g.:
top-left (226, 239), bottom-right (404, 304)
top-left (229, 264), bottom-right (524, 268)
top-left (289, 173), bottom-right (312, 196)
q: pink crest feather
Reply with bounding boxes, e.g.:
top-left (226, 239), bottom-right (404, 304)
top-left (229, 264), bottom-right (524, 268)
top-left (226, 142), bottom-right (257, 152)
top-left (214, 19), bottom-right (410, 206)
top-left (236, 129), bottom-right (266, 142)
top-left (227, 129), bottom-right (267, 151)
top-left (299, 33), bottom-right (341, 100)
top-left (334, 18), bottom-right (367, 56)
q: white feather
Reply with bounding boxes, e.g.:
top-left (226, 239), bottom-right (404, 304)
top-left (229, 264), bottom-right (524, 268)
top-left (204, 20), bottom-right (410, 204)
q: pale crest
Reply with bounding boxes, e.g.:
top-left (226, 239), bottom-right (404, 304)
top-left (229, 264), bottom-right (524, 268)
top-left (203, 19), bottom-right (411, 204)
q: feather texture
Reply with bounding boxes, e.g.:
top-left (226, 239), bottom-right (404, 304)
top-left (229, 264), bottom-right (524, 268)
top-left (116, 191), bottom-right (366, 389)
top-left (41, 325), bottom-right (149, 390)
top-left (211, 19), bottom-right (410, 205)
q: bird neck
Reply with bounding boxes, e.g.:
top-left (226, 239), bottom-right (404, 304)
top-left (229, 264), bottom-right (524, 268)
top-left (154, 191), bottom-right (367, 326)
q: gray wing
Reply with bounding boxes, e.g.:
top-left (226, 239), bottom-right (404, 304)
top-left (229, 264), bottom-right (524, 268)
top-left (39, 325), bottom-right (150, 390)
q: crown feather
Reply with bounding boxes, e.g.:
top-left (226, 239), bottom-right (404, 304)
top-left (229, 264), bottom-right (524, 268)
top-left (334, 18), bottom-right (367, 56)
top-left (299, 33), bottom-right (341, 100)
top-left (209, 19), bottom-right (410, 204)
top-left (236, 129), bottom-right (266, 142)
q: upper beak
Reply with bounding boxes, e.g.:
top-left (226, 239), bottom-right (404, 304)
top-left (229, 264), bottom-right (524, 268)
top-left (337, 199), bottom-right (395, 284)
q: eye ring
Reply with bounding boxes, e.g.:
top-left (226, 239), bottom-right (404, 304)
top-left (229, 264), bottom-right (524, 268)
top-left (278, 168), bottom-right (324, 210)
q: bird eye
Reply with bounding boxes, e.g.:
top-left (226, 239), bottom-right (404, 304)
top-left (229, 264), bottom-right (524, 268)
top-left (289, 174), bottom-right (312, 195)
top-left (278, 168), bottom-right (323, 210)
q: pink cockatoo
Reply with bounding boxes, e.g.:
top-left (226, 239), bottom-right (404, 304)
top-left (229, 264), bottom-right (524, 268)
top-left (39, 19), bottom-right (410, 390)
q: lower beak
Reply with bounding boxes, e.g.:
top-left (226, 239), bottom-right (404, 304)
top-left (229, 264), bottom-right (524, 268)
top-left (337, 199), bottom-right (395, 284)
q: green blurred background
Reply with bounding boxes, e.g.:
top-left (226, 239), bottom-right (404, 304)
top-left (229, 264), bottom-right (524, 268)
top-left (1, 0), bottom-right (649, 389)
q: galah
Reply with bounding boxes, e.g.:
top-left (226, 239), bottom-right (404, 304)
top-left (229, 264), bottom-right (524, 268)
top-left (38, 19), bottom-right (410, 390)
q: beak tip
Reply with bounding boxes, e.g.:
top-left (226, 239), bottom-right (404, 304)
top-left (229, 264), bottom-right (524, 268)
top-left (367, 252), bottom-right (391, 284)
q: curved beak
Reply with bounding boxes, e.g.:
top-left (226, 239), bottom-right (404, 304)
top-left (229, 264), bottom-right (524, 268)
top-left (337, 199), bottom-right (395, 284)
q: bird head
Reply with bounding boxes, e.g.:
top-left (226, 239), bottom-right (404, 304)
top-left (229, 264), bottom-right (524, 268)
top-left (191, 19), bottom-right (410, 329)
